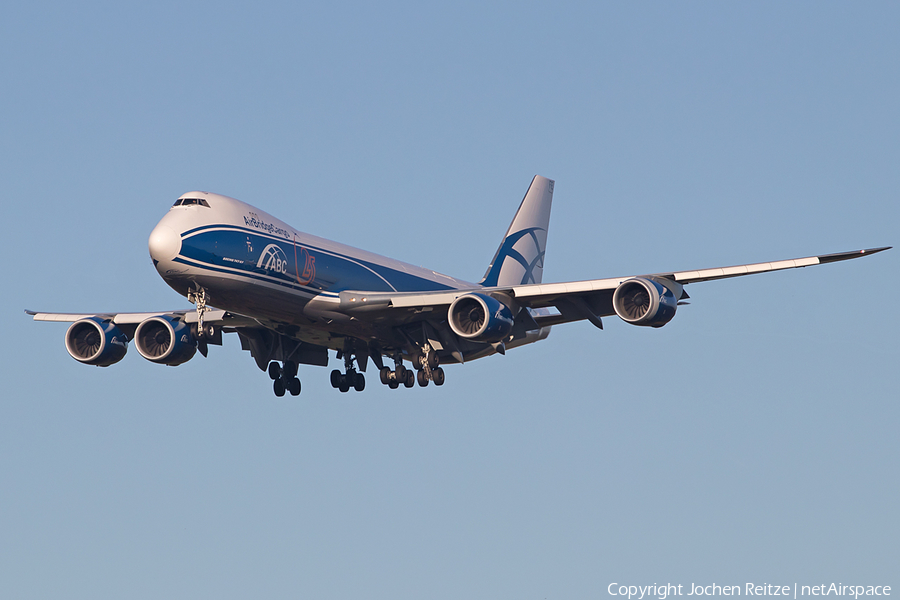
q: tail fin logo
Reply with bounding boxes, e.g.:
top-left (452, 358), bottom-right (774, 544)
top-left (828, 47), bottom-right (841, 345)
top-left (482, 226), bottom-right (546, 287)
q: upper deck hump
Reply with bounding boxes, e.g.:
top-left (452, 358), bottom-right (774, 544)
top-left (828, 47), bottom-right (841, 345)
top-left (169, 191), bottom-right (476, 291)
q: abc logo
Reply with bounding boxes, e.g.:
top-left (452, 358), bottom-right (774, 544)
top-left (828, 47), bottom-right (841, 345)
top-left (257, 244), bottom-right (289, 275)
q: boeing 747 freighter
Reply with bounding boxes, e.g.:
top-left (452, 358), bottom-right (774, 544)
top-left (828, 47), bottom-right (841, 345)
top-left (27, 176), bottom-right (890, 395)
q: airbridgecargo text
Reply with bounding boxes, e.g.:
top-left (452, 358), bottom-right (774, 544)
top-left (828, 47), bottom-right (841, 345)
top-left (607, 584), bottom-right (891, 600)
top-left (243, 213), bottom-right (291, 239)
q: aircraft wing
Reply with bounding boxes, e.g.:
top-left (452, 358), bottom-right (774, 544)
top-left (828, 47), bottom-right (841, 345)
top-left (26, 309), bottom-right (258, 328)
top-left (25, 308), bottom-right (314, 369)
top-left (337, 247), bottom-right (891, 328)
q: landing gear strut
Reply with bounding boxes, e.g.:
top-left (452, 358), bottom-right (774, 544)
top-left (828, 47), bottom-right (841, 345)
top-left (187, 286), bottom-right (213, 338)
top-left (411, 344), bottom-right (444, 388)
top-left (269, 360), bottom-right (301, 397)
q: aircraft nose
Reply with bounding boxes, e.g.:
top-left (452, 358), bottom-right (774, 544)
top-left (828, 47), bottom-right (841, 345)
top-left (148, 223), bottom-right (182, 263)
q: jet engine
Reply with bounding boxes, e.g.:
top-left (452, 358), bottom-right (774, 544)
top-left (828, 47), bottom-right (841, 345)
top-left (448, 293), bottom-right (515, 343)
top-left (134, 315), bottom-right (197, 366)
top-left (65, 317), bottom-right (129, 366)
top-left (612, 277), bottom-right (678, 328)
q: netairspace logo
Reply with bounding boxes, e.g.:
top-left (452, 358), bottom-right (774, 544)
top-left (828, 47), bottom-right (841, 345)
top-left (607, 584), bottom-right (891, 600)
top-left (257, 244), bottom-right (289, 275)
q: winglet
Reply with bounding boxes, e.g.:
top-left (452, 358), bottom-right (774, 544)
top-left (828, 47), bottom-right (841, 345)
top-left (816, 246), bottom-right (891, 264)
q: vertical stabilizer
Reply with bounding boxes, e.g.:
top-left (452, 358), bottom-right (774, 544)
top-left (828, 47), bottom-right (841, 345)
top-left (480, 175), bottom-right (554, 287)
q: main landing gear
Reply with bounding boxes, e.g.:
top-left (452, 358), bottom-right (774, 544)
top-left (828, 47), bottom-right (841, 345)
top-left (415, 345), bottom-right (445, 388)
top-left (379, 347), bottom-right (445, 390)
top-left (379, 354), bottom-right (414, 389)
top-left (266, 347), bottom-right (447, 396)
top-left (330, 350), bottom-right (365, 393)
top-left (269, 360), bottom-right (301, 397)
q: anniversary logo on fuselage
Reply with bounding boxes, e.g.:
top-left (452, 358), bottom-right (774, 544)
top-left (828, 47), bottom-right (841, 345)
top-left (295, 245), bottom-right (316, 285)
top-left (257, 244), bottom-right (289, 275)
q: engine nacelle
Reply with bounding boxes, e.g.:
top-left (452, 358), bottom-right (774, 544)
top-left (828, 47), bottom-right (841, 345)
top-left (65, 317), bottom-right (129, 366)
top-left (612, 277), bottom-right (678, 328)
top-left (448, 293), bottom-right (515, 343)
top-left (134, 315), bottom-right (196, 366)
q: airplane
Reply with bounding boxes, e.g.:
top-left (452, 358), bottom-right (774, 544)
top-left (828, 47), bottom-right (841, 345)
top-left (27, 176), bottom-right (890, 396)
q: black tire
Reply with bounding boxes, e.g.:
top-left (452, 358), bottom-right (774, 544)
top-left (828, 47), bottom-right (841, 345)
top-left (354, 373), bottom-right (366, 392)
top-left (273, 378), bottom-right (286, 397)
top-left (417, 369), bottom-right (429, 387)
top-left (395, 364), bottom-right (406, 381)
top-left (339, 375), bottom-right (350, 393)
top-left (380, 367), bottom-right (392, 385)
top-left (428, 351), bottom-right (440, 369)
top-left (288, 377), bottom-right (301, 396)
top-left (268, 362), bottom-right (282, 380)
top-left (330, 369), bottom-right (342, 388)
top-left (388, 380), bottom-right (399, 389)
top-left (404, 370), bottom-right (414, 388)
top-left (433, 367), bottom-right (445, 386)
top-left (283, 361), bottom-right (298, 379)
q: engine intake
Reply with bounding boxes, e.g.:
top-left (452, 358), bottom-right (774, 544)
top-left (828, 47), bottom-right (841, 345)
top-left (612, 277), bottom-right (678, 328)
top-left (65, 317), bottom-right (129, 366)
top-left (448, 293), bottom-right (515, 343)
top-left (134, 315), bottom-right (196, 366)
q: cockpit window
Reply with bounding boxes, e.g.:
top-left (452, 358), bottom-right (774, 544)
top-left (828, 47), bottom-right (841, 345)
top-left (174, 198), bottom-right (211, 208)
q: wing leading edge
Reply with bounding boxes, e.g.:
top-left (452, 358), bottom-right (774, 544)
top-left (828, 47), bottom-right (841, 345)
top-left (25, 309), bottom-right (257, 327)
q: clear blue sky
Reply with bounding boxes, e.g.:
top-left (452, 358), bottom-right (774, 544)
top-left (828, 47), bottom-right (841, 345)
top-left (1, 2), bottom-right (897, 598)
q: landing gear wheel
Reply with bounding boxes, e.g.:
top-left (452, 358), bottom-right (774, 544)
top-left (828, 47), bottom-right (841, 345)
top-left (353, 373), bottom-right (366, 392)
top-left (273, 378), bottom-right (286, 397)
top-left (380, 367), bottom-right (392, 385)
top-left (330, 369), bottom-right (342, 388)
top-left (404, 370), bottom-right (415, 388)
top-left (395, 364), bottom-right (407, 382)
top-left (283, 361), bottom-right (298, 379)
top-left (268, 362), bottom-right (282, 380)
top-left (288, 377), bottom-right (301, 396)
top-left (427, 351), bottom-right (440, 369)
top-left (339, 375), bottom-right (350, 393)
top-left (388, 380), bottom-right (399, 390)
top-left (433, 367), bottom-right (445, 386)
top-left (417, 369), bottom-right (429, 387)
